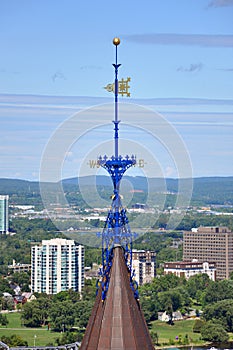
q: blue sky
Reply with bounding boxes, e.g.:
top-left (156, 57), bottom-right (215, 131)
top-left (0, 0), bottom-right (233, 180)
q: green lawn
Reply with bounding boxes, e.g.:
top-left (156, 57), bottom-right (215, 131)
top-left (0, 312), bottom-right (61, 346)
top-left (150, 319), bottom-right (205, 347)
top-left (0, 313), bottom-right (214, 347)
top-left (3, 312), bottom-right (22, 328)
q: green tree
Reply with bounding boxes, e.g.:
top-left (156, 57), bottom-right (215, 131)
top-left (139, 282), bottom-right (160, 325)
top-left (158, 289), bottom-right (183, 312)
top-left (0, 279), bottom-right (12, 295)
top-left (203, 299), bottom-right (233, 332)
top-left (202, 279), bottom-right (233, 306)
top-left (49, 300), bottom-right (76, 331)
top-left (140, 296), bottom-right (159, 325)
top-left (186, 273), bottom-right (210, 300)
top-left (1, 295), bottom-right (14, 311)
top-left (21, 300), bottom-right (44, 327)
top-left (175, 286), bottom-right (191, 308)
top-left (151, 274), bottom-right (182, 293)
top-left (36, 296), bottom-right (51, 325)
top-left (52, 289), bottom-right (80, 303)
top-left (75, 300), bottom-right (93, 328)
top-left (1, 334), bottom-right (28, 347)
top-left (82, 279), bottom-right (96, 302)
top-left (193, 319), bottom-right (205, 333)
top-left (200, 322), bottom-right (229, 342)
top-left (150, 331), bottom-right (159, 345)
top-left (183, 334), bottom-right (189, 345)
top-left (85, 248), bottom-right (101, 267)
top-left (166, 304), bottom-right (174, 325)
top-left (56, 331), bottom-right (83, 345)
top-left (0, 313), bottom-right (8, 326)
top-left (0, 217), bottom-right (63, 278)
top-left (10, 271), bottom-right (31, 292)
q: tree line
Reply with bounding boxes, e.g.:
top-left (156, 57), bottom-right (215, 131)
top-left (20, 281), bottom-right (95, 343)
top-left (139, 273), bottom-right (233, 343)
top-left (2, 268), bottom-right (233, 344)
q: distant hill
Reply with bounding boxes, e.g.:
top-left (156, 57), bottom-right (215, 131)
top-left (0, 178), bottom-right (40, 193)
top-left (63, 176), bottom-right (233, 205)
top-left (191, 176), bottom-right (233, 205)
top-left (62, 175), bottom-right (152, 190)
top-left (0, 176), bottom-right (233, 205)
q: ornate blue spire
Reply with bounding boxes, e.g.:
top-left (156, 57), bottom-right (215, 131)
top-left (97, 38), bottom-right (138, 302)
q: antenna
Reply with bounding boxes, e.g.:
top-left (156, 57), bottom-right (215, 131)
top-left (112, 37), bottom-right (121, 158)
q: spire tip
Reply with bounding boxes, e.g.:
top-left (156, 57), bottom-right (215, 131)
top-left (113, 37), bottom-right (120, 46)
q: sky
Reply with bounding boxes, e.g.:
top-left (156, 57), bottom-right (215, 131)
top-left (0, 0), bottom-right (233, 181)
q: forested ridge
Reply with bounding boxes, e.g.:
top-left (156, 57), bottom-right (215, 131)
top-left (1, 176), bottom-right (233, 207)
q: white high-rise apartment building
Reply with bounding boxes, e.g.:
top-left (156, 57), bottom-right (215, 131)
top-left (31, 238), bottom-right (84, 294)
top-left (0, 195), bottom-right (9, 234)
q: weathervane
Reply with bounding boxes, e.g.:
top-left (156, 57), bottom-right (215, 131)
top-left (104, 38), bottom-right (131, 98)
top-left (97, 38), bottom-right (138, 302)
top-left (104, 77), bottom-right (131, 97)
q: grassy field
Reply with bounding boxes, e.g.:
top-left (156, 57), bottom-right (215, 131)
top-left (0, 313), bottom-right (225, 348)
top-left (0, 312), bottom-right (61, 346)
top-left (150, 319), bottom-right (205, 347)
top-left (0, 313), bottom-right (205, 347)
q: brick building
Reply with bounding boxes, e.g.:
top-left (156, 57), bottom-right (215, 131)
top-left (183, 226), bottom-right (233, 280)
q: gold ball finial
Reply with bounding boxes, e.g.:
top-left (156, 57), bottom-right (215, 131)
top-left (113, 37), bottom-right (120, 46)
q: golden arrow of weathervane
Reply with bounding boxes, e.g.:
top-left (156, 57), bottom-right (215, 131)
top-left (104, 83), bottom-right (115, 93)
top-left (104, 77), bottom-right (131, 97)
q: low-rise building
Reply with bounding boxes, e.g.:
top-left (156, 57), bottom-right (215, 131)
top-left (164, 260), bottom-right (216, 280)
top-left (8, 259), bottom-right (31, 273)
top-left (158, 311), bottom-right (183, 322)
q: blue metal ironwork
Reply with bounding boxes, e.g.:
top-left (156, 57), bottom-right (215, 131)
top-left (97, 39), bottom-right (138, 301)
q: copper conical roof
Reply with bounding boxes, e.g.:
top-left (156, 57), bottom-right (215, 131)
top-left (80, 246), bottom-right (154, 350)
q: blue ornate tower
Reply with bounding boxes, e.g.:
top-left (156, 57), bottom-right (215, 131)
top-left (97, 38), bottom-right (138, 301)
top-left (80, 39), bottom-right (155, 350)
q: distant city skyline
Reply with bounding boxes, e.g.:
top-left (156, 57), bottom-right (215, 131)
top-left (0, 1), bottom-right (233, 180)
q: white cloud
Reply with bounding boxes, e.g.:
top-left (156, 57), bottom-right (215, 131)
top-left (208, 0), bottom-right (233, 7)
top-left (165, 166), bottom-right (175, 177)
top-left (1, 93), bottom-right (233, 180)
top-left (124, 33), bottom-right (233, 48)
top-left (52, 70), bottom-right (66, 82)
top-left (177, 63), bottom-right (204, 73)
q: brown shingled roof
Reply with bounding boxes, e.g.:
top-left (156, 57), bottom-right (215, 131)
top-left (80, 246), bottom-right (154, 350)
